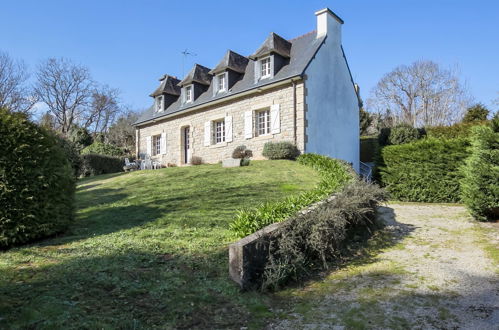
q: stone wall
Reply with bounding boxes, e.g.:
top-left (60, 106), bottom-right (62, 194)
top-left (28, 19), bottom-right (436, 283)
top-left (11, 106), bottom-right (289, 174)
top-left (136, 81), bottom-right (305, 166)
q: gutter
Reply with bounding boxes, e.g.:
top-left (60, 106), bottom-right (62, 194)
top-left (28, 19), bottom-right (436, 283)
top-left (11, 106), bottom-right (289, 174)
top-left (135, 76), bottom-right (303, 127)
top-left (292, 78), bottom-right (298, 145)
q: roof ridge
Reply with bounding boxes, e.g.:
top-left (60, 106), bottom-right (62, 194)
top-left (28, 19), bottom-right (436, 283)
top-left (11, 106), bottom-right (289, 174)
top-left (289, 30), bottom-right (316, 42)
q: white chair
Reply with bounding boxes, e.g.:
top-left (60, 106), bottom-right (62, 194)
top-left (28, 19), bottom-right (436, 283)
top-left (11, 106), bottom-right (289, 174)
top-left (125, 158), bottom-right (136, 167)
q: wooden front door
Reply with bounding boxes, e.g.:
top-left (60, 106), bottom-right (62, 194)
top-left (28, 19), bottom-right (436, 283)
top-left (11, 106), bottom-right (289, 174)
top-left (183, 127), bottom-right (190, 164)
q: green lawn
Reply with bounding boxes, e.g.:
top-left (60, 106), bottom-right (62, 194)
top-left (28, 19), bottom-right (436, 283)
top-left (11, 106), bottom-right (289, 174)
top-left (0, 160), bottom-right (320, 329)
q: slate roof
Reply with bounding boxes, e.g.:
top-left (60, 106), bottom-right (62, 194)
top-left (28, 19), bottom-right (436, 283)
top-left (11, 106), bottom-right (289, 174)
top-left (136, 30), bottom-right (324, 125)
top-left (248, 32), bottom-right (292, 60)
top-left (149, 75), bottom-right (181, 97)
top-left (209, 50), bottom-right (249, 75)
top-left (178, 64), bottom-right (212, 86)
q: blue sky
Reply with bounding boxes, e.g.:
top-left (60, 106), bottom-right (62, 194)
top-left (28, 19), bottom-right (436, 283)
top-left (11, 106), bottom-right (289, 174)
top-left (1, 0), bottom-right (498, 113)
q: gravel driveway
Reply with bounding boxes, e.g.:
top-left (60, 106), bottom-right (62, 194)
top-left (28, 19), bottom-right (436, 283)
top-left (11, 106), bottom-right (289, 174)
top-left (269, 203), bottom-right (499, 329)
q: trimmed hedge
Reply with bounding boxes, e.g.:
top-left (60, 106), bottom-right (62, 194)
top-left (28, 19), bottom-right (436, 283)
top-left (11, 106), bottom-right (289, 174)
top-left (262, 141), bottom-right (300, 160)
top-left (230, 154), bottom-right (354, 237)
top-left (0, 109), bottom-right (75, 248)
top-left (377, 138), bottom-right (469, 202)
top-left (460, 126), bottom-right (499, 221)
top-left (79, 154), bottom-right (124, 177)
top-left (82, 142), bottom-right (124, 157)
top-left (425, 121), bottom-right (487, 139)
top-left (260, 180), bottom-right (387, 291)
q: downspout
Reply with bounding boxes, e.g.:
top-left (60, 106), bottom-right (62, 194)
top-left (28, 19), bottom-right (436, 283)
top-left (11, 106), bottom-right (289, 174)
top-left (135, 128), bottom-right (140, 158)
top-left (292, 79), bottom-right (297, 146)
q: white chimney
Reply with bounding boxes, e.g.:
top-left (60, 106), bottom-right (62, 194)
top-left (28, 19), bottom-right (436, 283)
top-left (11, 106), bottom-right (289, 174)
top-left (315, 8), bottom-right (344, 42)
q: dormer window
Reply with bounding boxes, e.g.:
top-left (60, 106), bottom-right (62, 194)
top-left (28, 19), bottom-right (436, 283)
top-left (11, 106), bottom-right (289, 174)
top-left (185, 85), bottom-right (193, 103)
top-left (156, 95), bottom-right (163, 112)
top-left (260, 57), bottom-right (271, 79)
top-left (217, 73), bottom-right (227, 93)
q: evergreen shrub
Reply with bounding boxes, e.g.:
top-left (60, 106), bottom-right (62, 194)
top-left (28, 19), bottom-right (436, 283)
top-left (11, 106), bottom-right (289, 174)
top-left (460, 126), bottom-right (499, 221)
top-left (262, 141), bottom-right (300, 160)
top-left (377, 138), bottom-right (469, 202)
top-left (82, 142), bottom-right (124, 157)
top-left (0, 109), bottom-right (75, 247)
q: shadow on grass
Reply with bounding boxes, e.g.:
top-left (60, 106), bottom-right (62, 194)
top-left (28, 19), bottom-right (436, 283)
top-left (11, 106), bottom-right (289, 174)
top-left (0, 248), bottom-right (257, 329)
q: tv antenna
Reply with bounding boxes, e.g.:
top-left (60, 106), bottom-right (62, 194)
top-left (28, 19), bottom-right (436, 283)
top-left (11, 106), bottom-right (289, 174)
top-left (181, 49), bottom-right (197, 77)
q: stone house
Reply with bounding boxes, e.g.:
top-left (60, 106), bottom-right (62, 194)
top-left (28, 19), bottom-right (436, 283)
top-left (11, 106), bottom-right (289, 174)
top-left (134, 8), bottom-right (360, 171)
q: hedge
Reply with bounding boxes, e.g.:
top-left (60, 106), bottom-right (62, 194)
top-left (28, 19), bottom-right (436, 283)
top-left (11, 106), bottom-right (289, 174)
top-left (377, 138), bottom-right (469, 203)
top-left (0, 109), bottom-right (75, 248)
top-left (82, 142), bottom-right (124, 157)
top-left (360, 136), bottom-right (378, 162)
top-left (425, 121), bottom-right (488, 139)
top-left (460, 126), bottom-right (499, 221)
top-left (79, 154), bottom-right (124, 177)
top-left (230, 154), bottom-right (354, 237)
top-left (262, 141), bottom-right (300, 160)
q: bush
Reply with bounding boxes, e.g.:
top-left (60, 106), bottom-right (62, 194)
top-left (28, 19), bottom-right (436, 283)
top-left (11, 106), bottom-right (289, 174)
top-left (191, 156), bottom-right (202, 165)
top-left (68, 125), bottom-right (93, 151)
top-left (260, 180), bottom-right (387, 291)
top-left (462, 103), bottom-right (490, 123)
top-left (82, 141), bottom-right (124, 157)
top-left (79, 154), bottom-right (124, 177)
top-left (56, 136), bottom-right (82, 178)
top-left (262, 141), bottom-right (300, 160)
top-left (0, 109), bottom-right (75, 248)
top-left (460, 126), bottom-right (499, 221)
top-left (425, 121), bottom-right (487, 139)
top-left (230, 154), bottom-right (354, 237)
top-left (377, 138), bottom-right (469, 202)
top-left (388, 124), bottom-right (421, 145)
top-left (232, 145), bottom-right (253, 159)
top-left (240, 158), bottom-right (251, 166)
top-left (360, 136), bottom-right (379, 162)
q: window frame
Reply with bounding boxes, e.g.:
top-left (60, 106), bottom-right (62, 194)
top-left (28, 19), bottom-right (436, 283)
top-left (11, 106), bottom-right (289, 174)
top-left (213, 118), bottom-right (226, 144)
top-left (185, 85), bottom-right (193, 103)
top-left (260, 57), bottom-right (271, 79)
top-left (156, 95), bottom-right (163, 112)
top-left (217, 73), bottom-right (227, 93)
top-left (152, 134), bottom-right (161, 155)
top-left (256, 109), bottom-right (271, 136)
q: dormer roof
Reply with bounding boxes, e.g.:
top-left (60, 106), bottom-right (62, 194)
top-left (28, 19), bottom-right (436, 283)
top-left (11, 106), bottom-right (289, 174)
top-left (209, 50), bottom-right (249, 75)
top-left (149, 74), bottom-right (181, 97)
top-left (249, 32), bottom-right (292, 60)
top-left (178, 64), bottom-right (212, 87)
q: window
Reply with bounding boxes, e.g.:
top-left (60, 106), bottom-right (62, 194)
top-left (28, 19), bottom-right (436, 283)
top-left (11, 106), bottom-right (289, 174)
top-left (213, 119), bottom-right (225, 143)
top-left (217, 73), bottom-right (226, 93)
top-left (185, 85), bottom-right (193, 103)
top-left (156, 96), bottom-right (163, 112)
top-left (260, 57), bottom-right (271, 79)
top-left (152, 135), bottom-right (161, 155)
top-left (256, 109), bottom-right (270, 136)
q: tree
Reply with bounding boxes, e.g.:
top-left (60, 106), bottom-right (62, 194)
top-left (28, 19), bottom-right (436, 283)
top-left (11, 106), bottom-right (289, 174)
top-left (107, 109), bottom-right (139, 154)
top-left (34, 58), bottom-right (94, 135)
top-left (85, 86), bottom-right (121, 135)
top-left (68, 125), bottom-right (93, 151)
top-left (359, 107), bottom-right (372, 135)
top-left (0, 51), bottom-right (36, 113)
top-left (367, 60), bottom-right (470, 127)
top-left (462, 103), bottom-right (489, 123)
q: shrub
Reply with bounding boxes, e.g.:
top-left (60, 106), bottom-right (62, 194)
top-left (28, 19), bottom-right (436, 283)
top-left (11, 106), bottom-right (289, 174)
top-left (68, 125), bottom-right (93, 151)
top-left (0, 109), bottom-right (75, 248)
top-left (262, 141), bottom-right (300, 160)
top-left (388, 124), bottom-right (421, 145)
top-left (260, 180), bottom-right (387, 291)
top-left (462, 103), bottom-right (490, 123)
top-left (232, 145), bottom-right (253, 159)
top-left (240, 158), bottom-right (251, 166)
top-left (460, 126), bottom-right (499, 221)
top-left (82, 141), bottom-right (124, 157)
top-left (377, 138), bottom-right (469, 202)
top-left (190, 156), bottom-right (202, 165)
top-left (56, 136), bottom-right (82, 178)
top-left (425, 121), bottom-right (487, 139)
top-left (79, 154), bottom-right (124, 177)
top-left (230, 154), bottom-right (354, 237)
top-left (360, 136), bottom-right (379, 162)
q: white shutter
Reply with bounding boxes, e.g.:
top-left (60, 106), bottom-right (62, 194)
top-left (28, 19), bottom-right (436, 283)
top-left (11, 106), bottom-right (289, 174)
top-left (160, 132), bottom-right (167, 154)
top-left (254, 60), bottom-right (260, 83)
top-left (204, 121), bottom-right (211, 146)
top-left (225, 116), bottom-right (233, 142)
top-left (271, 104), bottom-right (280, 134)
top-left (244, 111), bottom-right (253, 139)
top-left (146, 136), bottom-right (152, 156)
top-left (270, 55), bottom-right (274, 78)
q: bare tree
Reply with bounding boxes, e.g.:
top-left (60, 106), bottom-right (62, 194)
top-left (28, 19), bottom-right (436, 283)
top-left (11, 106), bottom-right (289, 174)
top-left (85, 86), bottom-right (121, 135)
top-left (367, 60), bottom-right (471, 127)
top-left (34, 58), bottom-right (94, 135)
top-left (0, 51), bottom-right (36, 113)
top-left (107, 108), bottom-right (139, 153)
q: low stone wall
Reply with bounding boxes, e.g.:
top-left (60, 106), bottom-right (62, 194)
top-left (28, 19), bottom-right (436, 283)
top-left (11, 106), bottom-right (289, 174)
top-left (228, 195), bottom-right (336, 290)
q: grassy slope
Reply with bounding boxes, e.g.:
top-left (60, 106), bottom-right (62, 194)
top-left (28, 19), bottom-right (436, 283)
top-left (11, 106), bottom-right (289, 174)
top-left (0, 160), bottom-right (320, 329)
